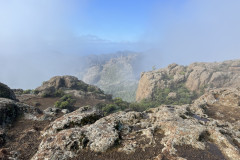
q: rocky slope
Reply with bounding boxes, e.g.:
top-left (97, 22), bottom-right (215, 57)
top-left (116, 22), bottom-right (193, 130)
top-left (136, 59), bottom-right (240, 102)
top-left (0, 83), bottom-right (43, 159)
top-left (0, 77), bottom-right (113, 159)
top-left (78, 52), bottom-right (142, 102)
top-left (32, 87), bottom-right (240, 160)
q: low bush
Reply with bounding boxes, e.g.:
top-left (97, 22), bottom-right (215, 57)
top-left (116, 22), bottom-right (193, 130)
top-left (95, 97), bottom-right (129, 116)
top-left (153, 83), bottom-right (199, 105)
top-left (76, 82), bottom-right (88, 91)
top-left (23, 89), bottom-right (32, 94)
top-left (54, 89), bottom-right (65, 97)
top-left (54, 95), bottom-right (76, 109)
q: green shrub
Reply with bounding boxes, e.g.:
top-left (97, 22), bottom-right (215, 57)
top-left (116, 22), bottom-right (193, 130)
top-left (102, 104), bottom-right (117, 115)
top-left (23, 89), bottom-right (32, 94)
top-left (54, 89), bottom-right (65, 97)
top-left (179, 71), bottom-right (185, 75)
top-left (87, 86), bottom-right (96, 92)
top-left (94, 82), bottom-right (203, 115)
top-left (86, 85), bottom-right (104, 94)
top-left (77, 82), bottom-right (88, 91)
top-left (113, 97), bottom-right (129, 110)
top-left (129, 100), bottom-right (157, 112)
top-left (54, 95), bottom-right (76, 109)
top-left (41, 92), bottom-right (50, 98)
top-left (152, 83), bottom-right (199, 105)
top-left (95, 98), bottom-right (129, 116)
top-left (33, 90), bottom-right (39, 95)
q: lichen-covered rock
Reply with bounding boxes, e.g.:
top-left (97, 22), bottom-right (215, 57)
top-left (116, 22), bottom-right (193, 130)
top-left (193, 87), bottom-right (240, 123)
top-left (42, 106), bottom-right (102, 137)
top-left (32, 93), bottom-right (240, 159)
top-left (136, 59), bottom-right (240, 101)
top-left (194, 87), bottom-right (240, 107)
top-left (0, 82), bottom-right (17, 100)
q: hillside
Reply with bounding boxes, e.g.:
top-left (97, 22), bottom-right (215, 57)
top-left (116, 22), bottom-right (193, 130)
top-left (77, 52), bottom-right (142, 102)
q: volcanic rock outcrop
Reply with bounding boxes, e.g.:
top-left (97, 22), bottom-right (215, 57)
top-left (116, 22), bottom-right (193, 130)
top-left (136, 59), bottom-right (240, 101)
top-left (35, 76), bottom-right (108, 99)
top-left (32, 88), bottom-right (240, 160)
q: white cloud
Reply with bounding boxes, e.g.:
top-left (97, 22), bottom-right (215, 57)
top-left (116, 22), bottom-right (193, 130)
top-left (144, 0), bottom-right (240, 67)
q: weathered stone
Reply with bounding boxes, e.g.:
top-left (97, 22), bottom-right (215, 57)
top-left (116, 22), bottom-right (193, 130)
top-left (41, 106), bottom-right (102, 137)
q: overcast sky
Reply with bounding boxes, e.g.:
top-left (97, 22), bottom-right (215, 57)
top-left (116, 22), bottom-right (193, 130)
top-left (0, 0), bottom-right (240, 89)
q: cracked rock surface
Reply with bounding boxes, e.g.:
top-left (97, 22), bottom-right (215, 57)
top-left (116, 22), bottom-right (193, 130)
top-left (32, 88), bottom-right (240, 160)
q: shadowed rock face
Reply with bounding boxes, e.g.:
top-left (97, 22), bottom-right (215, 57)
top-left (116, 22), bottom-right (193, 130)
top-left (0, 83), bottom-right (41, 128)
top-left (0, 82), bottom-right (17, 101)
top-left (32, 88), bottom-right (240, 160)
top-left (136, 59), bottom-right (240, 101)
top-left (0, 98), bottom-right (19, 127)
top-left (0, 98), bottom-right (42, 128)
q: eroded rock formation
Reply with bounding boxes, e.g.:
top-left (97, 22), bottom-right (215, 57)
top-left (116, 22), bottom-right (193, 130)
top-left (136, 59), bottom-right (240, 101)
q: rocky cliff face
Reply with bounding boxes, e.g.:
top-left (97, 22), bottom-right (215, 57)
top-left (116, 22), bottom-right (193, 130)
top-left (32, 87), bottom-right (240, 160)
top-left (136, 59), bottom-right (240, 102)
top-left (78, 53), bottom-right (142, 102)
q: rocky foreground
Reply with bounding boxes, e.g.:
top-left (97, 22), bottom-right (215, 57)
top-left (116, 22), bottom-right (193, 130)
top-left (0, 77), bottom-right (111, 159)
top-left (31, 87), bottom-right (240, 160)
